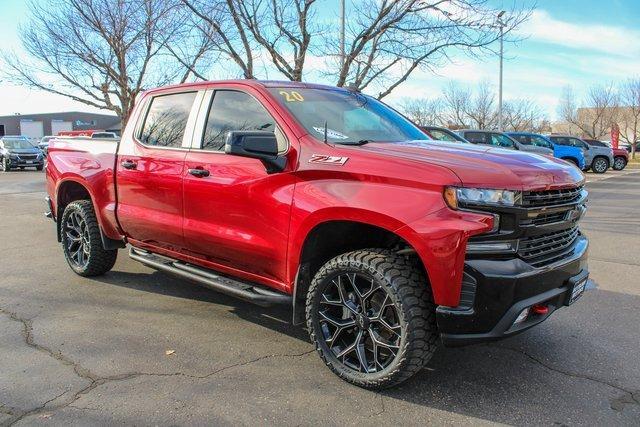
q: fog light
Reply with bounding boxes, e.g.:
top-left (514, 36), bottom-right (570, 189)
top-left (513, 308), bottom-right (530, 325)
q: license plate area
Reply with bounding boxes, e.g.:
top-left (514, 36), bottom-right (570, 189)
top-left (566, 274), bottom-right (588, 305)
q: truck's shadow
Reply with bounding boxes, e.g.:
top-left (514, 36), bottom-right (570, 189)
top-left (92, 269), bottom-right (635, 424)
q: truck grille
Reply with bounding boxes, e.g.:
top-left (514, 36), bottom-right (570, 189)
top-left (518, 226), bottom-right (580, 267)
top-left (522, 186), bottom-right (583, 207)
top-left (531, 211), bottom-right (567, 225)
top-left (19, 154), bottom-right (38, 160)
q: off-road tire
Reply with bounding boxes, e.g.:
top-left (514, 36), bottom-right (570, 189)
top-left (36, 165), bottom-right (44, 171)
top-left (613, 157), bottom-right (626, 171)
top-left (61, 200), bottom-right (117, 276)
top-left (592, 157), bottom-right (609, 174)
top-left (306, 249), bottom-right (438, 389)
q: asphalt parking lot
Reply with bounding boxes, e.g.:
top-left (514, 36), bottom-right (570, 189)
top-left (1, 169), bottom-right (639, 426)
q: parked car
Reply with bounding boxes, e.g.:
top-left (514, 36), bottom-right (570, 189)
top-left (421, 126), bottom-right (470, 143)
top-left (582, 138), bottom-right (629, 171)
top-left (38, 136), bottom-right (56, 156)
top-left (0, 135), bottom-right (45, 171)
top-left (457, 129), bottom-right (553, 155)
top-left (507, 132), bottom-right (586, 170)
top-left (45, 80), bottom-right (589, 389)
top-left (548, 135), bottom-right (614, 174)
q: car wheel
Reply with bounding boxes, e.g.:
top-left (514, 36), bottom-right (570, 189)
top-left (613, 157), bottom-right (626, 171)
top-left (61, 200), bottom-right (118, 277)
top-left (1, 158), bottom-right (10, 172)
top-left (36, 165), bottom-right (44, 171)
top-left (306, 249), bottom-right (438, 389)
top-left (592, 157), bottom-right (609, 174)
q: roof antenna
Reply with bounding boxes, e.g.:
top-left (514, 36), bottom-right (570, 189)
top-left (323, 120), bottom-right (329, 144)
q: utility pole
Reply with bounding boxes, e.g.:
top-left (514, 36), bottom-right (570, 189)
top-left (497, 10), bottom-right (505, 132)
top-left (340, 0), bottom-right (346, 70)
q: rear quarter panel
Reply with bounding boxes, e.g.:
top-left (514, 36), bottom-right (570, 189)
top-left (46, 138), bottom-right (121, 240)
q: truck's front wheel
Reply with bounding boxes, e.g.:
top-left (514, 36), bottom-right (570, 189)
top-left (61, 200), bottom-right (117, 276)
top-left (306, 249), bottom-right (438, 389)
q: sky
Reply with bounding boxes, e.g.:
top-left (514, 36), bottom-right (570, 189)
top-left (0, 0), bottom-right (638, 120)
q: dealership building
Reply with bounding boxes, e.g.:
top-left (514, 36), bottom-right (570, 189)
top-left (0, 111), bottom-right (121, 139)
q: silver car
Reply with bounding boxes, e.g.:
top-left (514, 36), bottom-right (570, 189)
top-left (457, 130), bottom-right (553, 155)
top-left (548, 135), bottom-right (614, 174)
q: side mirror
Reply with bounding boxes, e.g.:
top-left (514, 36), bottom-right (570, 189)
top-left (225, 131), bottom-right (286, 173)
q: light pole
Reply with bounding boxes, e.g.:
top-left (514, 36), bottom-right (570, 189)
top-left (340, 0), bottom-right (346, 69)
top-left (498, 23), bottom-right (503, 132)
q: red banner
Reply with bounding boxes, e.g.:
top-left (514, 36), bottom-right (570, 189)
top-left (611, 123), bottom-right (620, 149)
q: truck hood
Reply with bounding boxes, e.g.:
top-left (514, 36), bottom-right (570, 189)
top-left (360, 140), bottom-right (584, 191)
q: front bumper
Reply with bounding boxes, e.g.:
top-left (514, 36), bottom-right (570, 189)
top-left (8, 158), bottom-right (44, 167)
top-left (437, 235), bottom-right (589, 346)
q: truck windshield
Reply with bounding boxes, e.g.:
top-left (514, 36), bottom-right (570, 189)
top-left (2, 138), bottom-right (34, 149)
top-left (268, 88), bottom-right (428, 144)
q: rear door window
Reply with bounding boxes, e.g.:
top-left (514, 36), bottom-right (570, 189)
top-left (512, 134), bottom-right (531, 145)
top-left (139, 92), bottom-right (197, 148)
top-left (465, 132), bottom-right (488, 144)
top-left (530, 135), bottom-right (552, 149)
top-left (490, 133), bottom-right (516, 148)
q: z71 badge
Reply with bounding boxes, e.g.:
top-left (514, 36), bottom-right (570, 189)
top-left (308, 155), bottom-right (349, 165)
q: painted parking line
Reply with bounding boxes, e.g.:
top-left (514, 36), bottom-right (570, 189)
top-left (584, 169), bottom-right (640, 183)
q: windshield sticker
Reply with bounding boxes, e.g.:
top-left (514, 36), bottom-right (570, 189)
top-left (309, 154), bottom-right (349, 165)
top-left (278, 90), bottom-right (304, 102)
top-left (312, 127), bottom-right (349, 140)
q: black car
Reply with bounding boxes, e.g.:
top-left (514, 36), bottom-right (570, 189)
top-left (0, 136), bottom-right (45, 171)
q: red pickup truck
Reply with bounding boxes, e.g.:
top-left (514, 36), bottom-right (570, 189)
top-left (45, 80), bottom-right (589, 389)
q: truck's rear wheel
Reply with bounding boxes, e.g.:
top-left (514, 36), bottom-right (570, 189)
top-left (306, 249), bottom-right (437, 389)
top-left (61, 200), bottom-right (117, 276)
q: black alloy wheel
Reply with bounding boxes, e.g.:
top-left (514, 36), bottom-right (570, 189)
top-left (317, 272), bottom-right (402, 373)
top-left (61, 200), bottom-right (117, 276)
top-left (64, 210), bottom-right (91, 270)
top-left (592, 157), bottom-right (609, 174)
top-left (307, 249), bottom-right (438, 389)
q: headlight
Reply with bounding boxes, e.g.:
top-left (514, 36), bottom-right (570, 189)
top-left (444, 187), bottom-right (518, 209)
top-left (9, 153), bottom-right (18, 159)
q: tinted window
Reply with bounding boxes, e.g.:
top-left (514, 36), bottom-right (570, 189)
top-left (586, 139), bottom-right (607, 147)
top-left (490, 133), bottom-right (515, 148)
top-left (530, 135), bottom-right (552, 148)
top-left (268, 88), bottom-right (427, 144)
top-left (464, 132), bottom-right (488, 144)
top-left (140, 92), bottom-right (197, 148)
top-left (512, 134), bottom-right (531, 145)
top-left (427, 128), bottom-right (464, 142)
top-left (202, 91), bottom-right (275, 151)
top-left (551, 137), bottom-right (585, 148)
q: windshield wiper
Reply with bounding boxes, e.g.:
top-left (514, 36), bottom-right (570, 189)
top-left (337, 139), bottom-right (372, 146)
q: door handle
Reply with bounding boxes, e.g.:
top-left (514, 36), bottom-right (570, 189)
top-left (121, 160), bottom-right (137, 170)
top-left (188, 168), bottom-right (210, 177)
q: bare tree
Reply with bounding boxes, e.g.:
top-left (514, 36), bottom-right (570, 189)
top-left (440, 82), bottom-right (470, 128)
top-left (464, 80), bottom-right (496, 129)
top-left (181, 0), bottom-right (316, 81)
top-left (503, 99), bottom-right (546, 132)
top-left (3, 0), bottom-right (188, 125)
top-left (399, 98), bottom-right (443, 126)
top-left (558, 84), bottom-right (619, 139)
top-left (618, 78), bottom-right (640, 158)
top-left (328, 1), bottom-right (531, 99)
